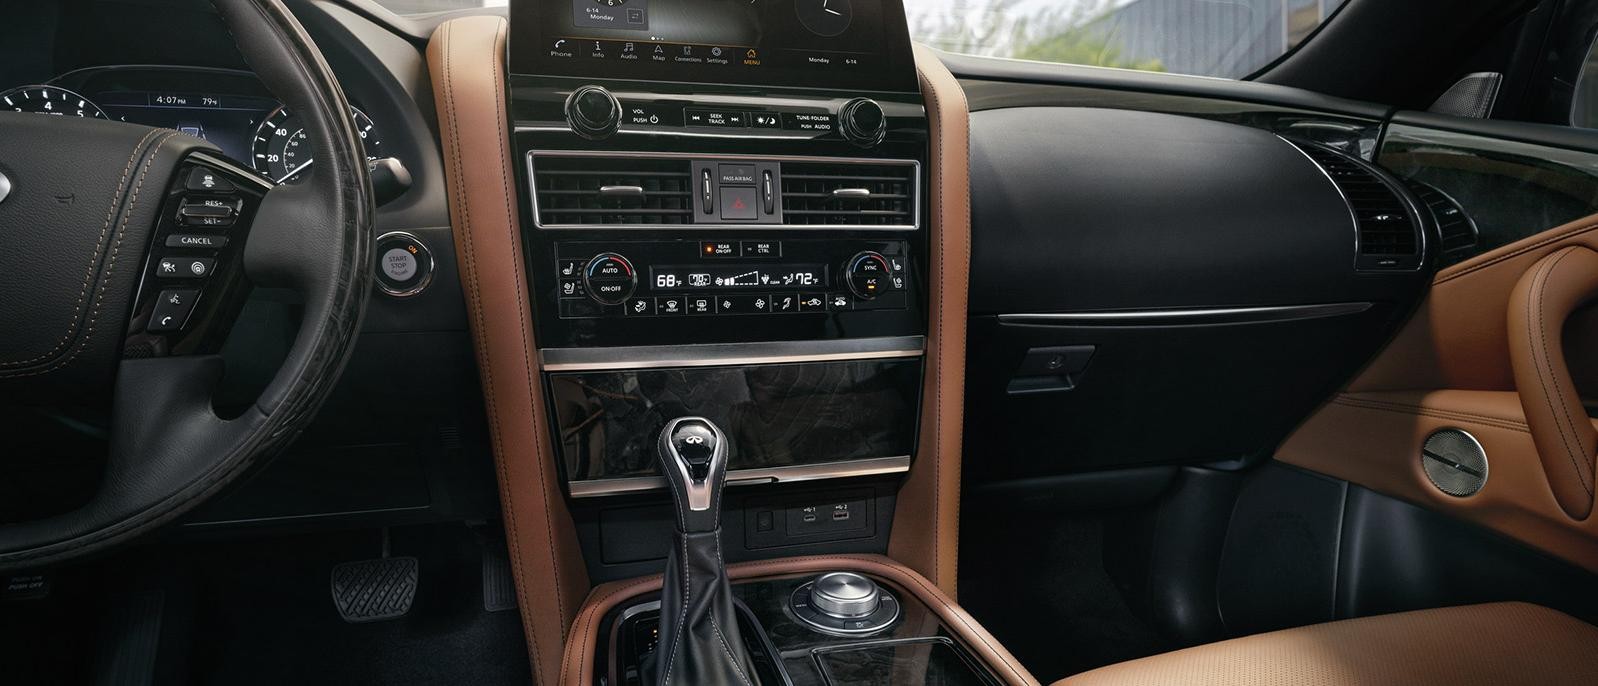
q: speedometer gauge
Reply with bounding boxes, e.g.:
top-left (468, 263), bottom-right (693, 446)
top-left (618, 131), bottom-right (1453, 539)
top-left (0, 85), bottom-right (107, 118)
top-left (251, 105), bottom-right (382, 183)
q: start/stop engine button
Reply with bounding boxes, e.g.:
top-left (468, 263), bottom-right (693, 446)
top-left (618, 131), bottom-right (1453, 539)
top-left (374, 231), bottom-right (434, 297)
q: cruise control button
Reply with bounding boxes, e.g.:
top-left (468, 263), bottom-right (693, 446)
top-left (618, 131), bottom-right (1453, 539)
top-left (185, 168), bottom-right (236, 192)
top-left (147, 289), bottom-right (200, 333)
top-left (165, 234), bottom-right (227, 249)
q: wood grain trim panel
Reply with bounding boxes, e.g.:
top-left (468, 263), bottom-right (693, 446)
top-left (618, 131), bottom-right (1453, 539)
top-left (559, 554), bottom-right (1041, 686)
top-left (427, 16), bottom-right (591, 686)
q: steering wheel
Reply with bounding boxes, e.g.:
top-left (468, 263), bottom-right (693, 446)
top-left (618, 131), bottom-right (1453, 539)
top-left (0, 0), bottom-right (372, 569)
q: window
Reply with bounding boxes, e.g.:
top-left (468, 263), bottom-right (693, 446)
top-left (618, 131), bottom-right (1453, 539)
top-left (907, 0), bottom-right (1352, 79)
top-left (371, 0), bottom-right (506, 15)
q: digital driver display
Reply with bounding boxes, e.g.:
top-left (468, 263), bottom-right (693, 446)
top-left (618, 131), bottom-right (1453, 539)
top-left (650, 263), bottom-right (827, 291)
top-left (509, 0), bottom-right (917, 91)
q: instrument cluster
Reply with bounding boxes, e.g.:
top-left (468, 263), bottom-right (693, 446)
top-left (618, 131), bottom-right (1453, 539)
top-left (2, 66), bottom-right (386, 184)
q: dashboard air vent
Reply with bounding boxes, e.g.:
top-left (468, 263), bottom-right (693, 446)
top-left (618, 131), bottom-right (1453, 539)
top-left (531, 155), bottom-right (693, 226)
top-left (1294, 143), bottom-right (1422, 271)
top-left (1408, 181), bottom-right (1478, 266)
top-left (779, 161), bottom-right (916, 227)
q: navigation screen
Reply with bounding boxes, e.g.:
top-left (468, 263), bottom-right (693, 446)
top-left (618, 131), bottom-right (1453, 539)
top-left (509, 0), bottom-right (918, 92)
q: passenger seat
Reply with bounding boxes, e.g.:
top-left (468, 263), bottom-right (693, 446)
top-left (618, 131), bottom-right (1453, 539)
top-left (1058, 602), bottom-right (1598, 685)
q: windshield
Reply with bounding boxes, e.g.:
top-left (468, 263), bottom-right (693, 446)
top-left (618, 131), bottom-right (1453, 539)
top-left (909, 0), bottom-right (1350, 78)
top-left (375, 0), bottom-right (1348, 79)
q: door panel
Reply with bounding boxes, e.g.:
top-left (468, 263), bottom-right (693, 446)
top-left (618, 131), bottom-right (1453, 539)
top-left (1279, 204), bottom-right (1598, 572)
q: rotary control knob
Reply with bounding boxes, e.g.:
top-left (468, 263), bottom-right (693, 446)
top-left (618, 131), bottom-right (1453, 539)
top-left (564, 85), bottom-right (621, 140)
top-left (583, 252), bottom-right (636, 305)
top-left (790, 571), bottom-right (900, 635)
top-left (844, 251), bottom-right (891, 300)
top-left (811, 572), bottom-right (881, 618)
top-left (839, 97), bottom-right (886, 147)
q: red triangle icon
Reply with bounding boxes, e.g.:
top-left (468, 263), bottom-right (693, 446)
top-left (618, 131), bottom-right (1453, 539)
top-left (732, 197), bottom-right (746, 209)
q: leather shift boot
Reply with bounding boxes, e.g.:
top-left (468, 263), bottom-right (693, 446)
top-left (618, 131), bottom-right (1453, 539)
top-left (652, 529), bottom-right (758, 685)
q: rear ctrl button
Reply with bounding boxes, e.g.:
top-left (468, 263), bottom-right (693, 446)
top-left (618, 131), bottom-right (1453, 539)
top-left (147, 289), bottom-right (200, 333)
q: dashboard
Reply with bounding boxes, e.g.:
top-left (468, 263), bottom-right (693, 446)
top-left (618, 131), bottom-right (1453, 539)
top-left (2, 65), bottom-right (387, 184)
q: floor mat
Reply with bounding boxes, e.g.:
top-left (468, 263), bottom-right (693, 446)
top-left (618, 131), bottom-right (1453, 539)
top-left (180, 525), bottom-right (530, 686)
top-left (958, 510), bottom-right (1170, 682)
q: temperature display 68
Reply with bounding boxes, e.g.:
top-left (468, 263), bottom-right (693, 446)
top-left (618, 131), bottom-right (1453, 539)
top-left (650, 264), bottom-right (827, 291)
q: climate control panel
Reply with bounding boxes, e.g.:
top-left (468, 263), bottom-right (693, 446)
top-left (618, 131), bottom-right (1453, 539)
top-left (553, 238), bottom-right (910, 321)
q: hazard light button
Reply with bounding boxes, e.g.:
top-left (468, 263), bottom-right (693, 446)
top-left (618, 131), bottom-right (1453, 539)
top-left (719, 186), bottom-right (758, 221)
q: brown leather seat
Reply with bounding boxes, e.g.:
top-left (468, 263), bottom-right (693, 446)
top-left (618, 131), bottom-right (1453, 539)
top-left (1056, 602), bottom-right (1598, 686)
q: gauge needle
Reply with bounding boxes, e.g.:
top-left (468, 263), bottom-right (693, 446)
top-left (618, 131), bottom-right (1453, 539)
top-left (277, 159), bottom-right (313, 183)
top-left (824, 0), bottom-right (840, 15)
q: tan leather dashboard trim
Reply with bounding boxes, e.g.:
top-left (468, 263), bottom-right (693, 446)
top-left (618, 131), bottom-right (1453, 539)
top-left (428, 17), bottom-right (591, 686)
top-left (1280, 212), bottom-right (1598, 571)
top-left (559, 554), bottom-right (1041, 686)
top-left (1508, 246), bottom-right (1598, 519)
top-left (888, 44), bottom-right (972, 598)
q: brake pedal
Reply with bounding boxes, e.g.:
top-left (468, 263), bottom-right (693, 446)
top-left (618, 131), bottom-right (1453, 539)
top-left (330, 557), bottom-right (418, 624)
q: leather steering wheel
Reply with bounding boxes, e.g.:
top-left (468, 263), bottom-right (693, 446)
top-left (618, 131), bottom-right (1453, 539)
top-left (0, 0), bottom-right (372, 569)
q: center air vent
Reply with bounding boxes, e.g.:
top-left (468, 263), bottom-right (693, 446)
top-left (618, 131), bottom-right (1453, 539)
top-left (531, 155), bottom-right (693, 226)
top-left (1292, 143), bottom-right (1423, 271)
top-left (779, 161), bottom-right (917, 227)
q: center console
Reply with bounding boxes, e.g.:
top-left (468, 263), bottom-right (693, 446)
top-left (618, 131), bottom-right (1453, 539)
top-left (508, 0), bottom-right (932, 553)
top-left (446, 0), bottom-right (1024, 683)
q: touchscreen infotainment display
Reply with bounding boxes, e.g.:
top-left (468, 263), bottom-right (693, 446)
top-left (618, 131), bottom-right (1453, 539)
top-left (509, 0), bottom-right (918, 92)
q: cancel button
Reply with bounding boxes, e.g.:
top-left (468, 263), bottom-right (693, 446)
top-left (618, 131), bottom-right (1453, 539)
top-left (165, 234), bottom-right (228, 249)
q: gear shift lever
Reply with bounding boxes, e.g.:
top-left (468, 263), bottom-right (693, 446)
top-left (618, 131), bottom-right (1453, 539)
top-left (651, 417), bottom-right (759, 685)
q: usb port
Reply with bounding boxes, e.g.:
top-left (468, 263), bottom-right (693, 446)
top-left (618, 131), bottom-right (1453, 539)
top-left (802, 512), bottom-right (818, 523)
top-left (831, 510), bottom-right (851, 522)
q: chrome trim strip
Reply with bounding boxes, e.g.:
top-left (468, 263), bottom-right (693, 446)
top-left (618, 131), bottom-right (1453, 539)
top-left (541, 335), bottom-right (925, 371)
top-left (518, 124), bottom-right (822, 141)
top-left (526, 150), bottom-right (920, 231)
top-left (998, 303), bottom-right (1373, 326)
top-left (568, 456), bottom-right (912, 498)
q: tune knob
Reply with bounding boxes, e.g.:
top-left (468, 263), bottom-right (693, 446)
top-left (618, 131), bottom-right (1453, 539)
top-left (564, 85), bottom-right (621, 140)
top-left (583, 252), bottom-right (636, 305)
top-left (810, 572), bottom-right (882, 618)
top-left (839, 97), bottom-right (886, 147)
top-left (844, 251), bottom-right (891, 300)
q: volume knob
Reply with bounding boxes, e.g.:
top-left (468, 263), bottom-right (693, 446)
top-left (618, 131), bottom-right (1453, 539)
top-left (839, 98), bottom-right (886, 147)
top-left (565, 85), bottom-right (621, 140)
